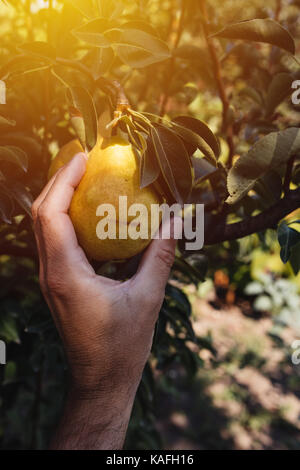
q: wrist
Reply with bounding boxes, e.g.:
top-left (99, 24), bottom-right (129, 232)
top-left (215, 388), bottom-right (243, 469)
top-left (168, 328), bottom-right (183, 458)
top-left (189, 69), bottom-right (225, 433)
top-left (51, 385), bottom-right (136, 450)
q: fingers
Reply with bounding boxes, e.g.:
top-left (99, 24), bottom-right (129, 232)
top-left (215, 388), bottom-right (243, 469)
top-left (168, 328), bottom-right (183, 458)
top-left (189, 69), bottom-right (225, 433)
top-left (132, 217), bottom-right (183, 303)
top-left (32, 152), bottom-right (92, 274)
top-left (31, 170), bottom-right (61, 220)
top-left (38, 152), bottom-right (87, 216)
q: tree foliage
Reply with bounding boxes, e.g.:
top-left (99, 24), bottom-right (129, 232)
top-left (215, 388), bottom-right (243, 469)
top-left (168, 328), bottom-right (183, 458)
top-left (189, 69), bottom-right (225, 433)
top-left (0, 0), bottom-right (299, 449)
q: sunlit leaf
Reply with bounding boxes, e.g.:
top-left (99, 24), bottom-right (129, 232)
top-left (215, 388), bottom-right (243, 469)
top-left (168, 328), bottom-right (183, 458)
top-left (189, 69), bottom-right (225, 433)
top-left (73, 17), bottom-right (120, 47)
top-left (18, 42), bottom-right (56, 62)
top-left (83, 47), bottom-right (115, 79)
top-left (0, 55), bottom-right (48, 80)
top-left (68, 86), bottom-right (98, 151)
top-left (122, 21), bottom-right (159, 37)
top-left (213, 19), bottom-right (295, 55)
top-left (227, 127), bottom-right (300, 204)
top-left (116, 29), bottom-right (171, 68)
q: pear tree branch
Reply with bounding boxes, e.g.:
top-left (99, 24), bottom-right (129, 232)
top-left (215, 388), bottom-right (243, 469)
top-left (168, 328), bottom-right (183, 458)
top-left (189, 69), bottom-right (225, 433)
top-left (204, 188), bottom-right (300, 245)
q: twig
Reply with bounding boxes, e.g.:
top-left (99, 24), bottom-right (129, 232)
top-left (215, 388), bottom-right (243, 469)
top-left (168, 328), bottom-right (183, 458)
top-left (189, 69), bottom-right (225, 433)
top-left (159, 0), bottom-right (186, 116)
top-left (199, 0), bottom-right (235, 167)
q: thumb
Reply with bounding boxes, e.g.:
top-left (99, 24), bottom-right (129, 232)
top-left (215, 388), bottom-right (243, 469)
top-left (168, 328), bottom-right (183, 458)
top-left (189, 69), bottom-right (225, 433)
top-left (133, 216), bottom-right (183, 295)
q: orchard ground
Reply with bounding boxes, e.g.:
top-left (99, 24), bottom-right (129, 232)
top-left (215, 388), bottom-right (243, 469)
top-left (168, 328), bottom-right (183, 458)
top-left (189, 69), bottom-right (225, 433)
top-left (156, 281), bottom-right (300, 450)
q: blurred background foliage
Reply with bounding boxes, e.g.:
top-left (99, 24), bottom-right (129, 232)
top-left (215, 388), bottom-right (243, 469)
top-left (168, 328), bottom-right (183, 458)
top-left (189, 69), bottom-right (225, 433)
top-left (0, 0), bottom-right (299, 450)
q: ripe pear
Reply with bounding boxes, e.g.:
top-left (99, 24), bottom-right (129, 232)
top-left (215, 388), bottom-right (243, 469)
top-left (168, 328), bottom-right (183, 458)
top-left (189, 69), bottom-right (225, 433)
top-left (69, 136), bottom-right (162, 261)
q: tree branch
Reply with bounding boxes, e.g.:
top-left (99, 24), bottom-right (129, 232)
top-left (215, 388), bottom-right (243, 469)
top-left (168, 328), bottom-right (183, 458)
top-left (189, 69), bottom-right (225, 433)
top-left (204, 188), bottom-right (300, 245)
top-left (199, 0), bottom-right (235, 167)
top-left (159, 0), bottom-right (186, 116)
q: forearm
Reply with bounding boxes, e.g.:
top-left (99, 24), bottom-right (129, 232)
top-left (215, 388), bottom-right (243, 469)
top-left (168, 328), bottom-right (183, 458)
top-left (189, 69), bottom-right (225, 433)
top-left (50, 387), bottom-right (136, 450)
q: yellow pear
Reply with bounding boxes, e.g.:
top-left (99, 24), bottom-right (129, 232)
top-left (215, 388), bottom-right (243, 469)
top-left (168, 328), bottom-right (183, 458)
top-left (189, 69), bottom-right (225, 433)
top-left (69, 137), bottom-right (162, 261)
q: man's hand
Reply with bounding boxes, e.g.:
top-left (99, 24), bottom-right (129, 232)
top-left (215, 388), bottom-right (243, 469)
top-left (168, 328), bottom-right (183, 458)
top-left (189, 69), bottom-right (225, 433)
top-left (32, 152), bottom-right (182, 450)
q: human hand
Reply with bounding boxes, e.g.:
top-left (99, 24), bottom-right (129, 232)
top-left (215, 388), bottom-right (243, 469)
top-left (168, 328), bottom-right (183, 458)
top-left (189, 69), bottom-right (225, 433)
top-left (32, 152), bottom-right (182, 449)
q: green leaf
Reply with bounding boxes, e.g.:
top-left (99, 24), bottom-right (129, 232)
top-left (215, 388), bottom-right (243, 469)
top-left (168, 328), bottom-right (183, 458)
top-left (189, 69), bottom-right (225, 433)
top-left (18, 41), bottom-right (57, 61)
top-left (116, 29), bottom-right (171, 68)
top-left (73, 17), bottom-right (120, 47)
top-left (171, 122), bottom-right (217, 162)
top-left (3, 361), bottom-right (17, 385)
top-left (191, 157), bottom-right (218, 184)
top-left (140, 137), bottom-right (160, 189)
top-left (289, 242), bottom-right (300, 275)
top-left (238, 86), bottom-right (263, 105)
top-left (278, 222), bottom-right (300, 264)
top-left (255, 170), bottom-right (283, 205)
top-left (0, 146), bottom-right (28, 172)
top-left (265, 72), bottom-right (294, 117)
top-left (213, 19), bottom-right (295, 55)
top-left (151, 124), bottom-right (193, 205)
top-left (2, 181), bottom-right (33, 217)
top-left (0, 187), bottom-right (14, 224)
top-left (0, 315), bottom-right (19, 344)
top-left (68, 86), bottom-right (98, 151)
top-left (172, 116), bottom-right (220, 160)
top-left (227, 127), bottom-right (300, 204)
top-left (292, 164), bottom-right (300, 185)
